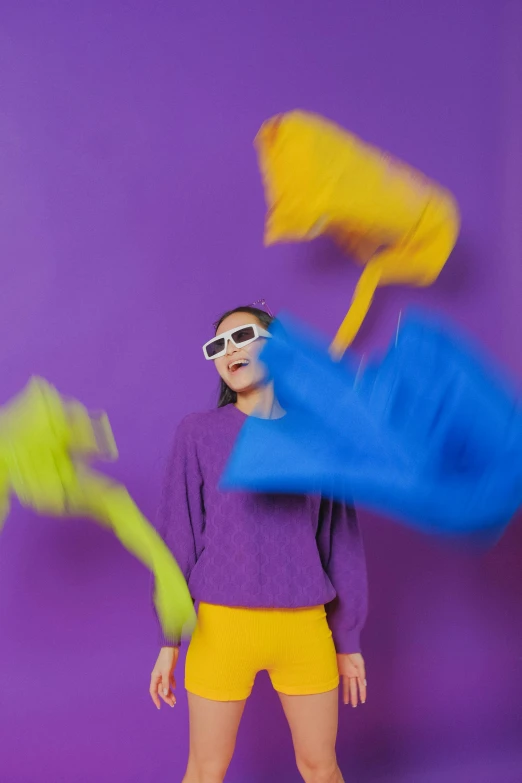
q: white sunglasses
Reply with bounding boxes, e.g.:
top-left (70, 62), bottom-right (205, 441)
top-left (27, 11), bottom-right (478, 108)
top-left (202, 323), bottom-right (271, 361)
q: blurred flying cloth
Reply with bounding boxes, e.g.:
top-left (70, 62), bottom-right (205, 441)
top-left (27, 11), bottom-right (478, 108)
top-left (222, 312), bottom-right (522, 539)
top-left (255, 111), bottom-right (460, 356)
top-left (0, 378), bottom-right (195, 639)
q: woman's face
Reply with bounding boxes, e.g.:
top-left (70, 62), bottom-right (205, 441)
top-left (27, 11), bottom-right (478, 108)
top-left (213, 311), bottom-right (269, 395)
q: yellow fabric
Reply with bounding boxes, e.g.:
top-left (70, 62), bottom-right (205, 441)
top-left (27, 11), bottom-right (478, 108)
top-left (254, 110), bottom-right (460, 356)
top-left (0, 377), bottom-right (196, 641)
top-left (185, 602), bottom-right (339, 701)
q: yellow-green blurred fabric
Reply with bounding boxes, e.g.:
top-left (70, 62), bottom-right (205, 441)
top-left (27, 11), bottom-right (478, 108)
top-left (0, 377), bottom-right (196, 640)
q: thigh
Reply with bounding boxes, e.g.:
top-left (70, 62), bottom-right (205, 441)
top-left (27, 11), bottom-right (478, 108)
top-left (279, 689), bottom-right (340, 772)
top-left (268, 606), bottom-right (339, 696)
top-left (185, 603), bottom-right (259, 701)
top-left (186, 691), bottom-right (246, 775)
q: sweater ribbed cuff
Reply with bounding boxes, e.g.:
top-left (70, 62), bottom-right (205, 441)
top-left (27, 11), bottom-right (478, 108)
top-left (159, 629), bottom-right (181, 649)
top-left (158, 625), bottom-right (181, 647)
top-left (333, 627), bottom-right (361, 655)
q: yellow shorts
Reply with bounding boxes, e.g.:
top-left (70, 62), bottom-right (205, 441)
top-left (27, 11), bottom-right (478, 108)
top-left (185, 603), bottom-right (339, 702)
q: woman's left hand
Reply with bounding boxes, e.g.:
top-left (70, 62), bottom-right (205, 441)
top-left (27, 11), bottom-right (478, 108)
top-left (337, 653), bottom-right (366, 707)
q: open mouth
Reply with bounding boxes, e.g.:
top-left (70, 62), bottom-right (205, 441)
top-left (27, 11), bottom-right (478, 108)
top-left (228, 359), bottom-right (250, 374)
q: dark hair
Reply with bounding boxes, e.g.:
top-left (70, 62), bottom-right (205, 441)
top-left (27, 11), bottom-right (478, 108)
top-left (214, 306), bottom-right (274, 408)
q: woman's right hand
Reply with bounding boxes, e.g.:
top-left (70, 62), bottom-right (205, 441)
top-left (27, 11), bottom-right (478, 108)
top-left (150, 646), bottom-right (179, 709)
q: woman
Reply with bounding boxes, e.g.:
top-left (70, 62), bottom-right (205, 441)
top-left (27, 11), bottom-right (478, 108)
top-left (149, 304), bottom-right (368, 783)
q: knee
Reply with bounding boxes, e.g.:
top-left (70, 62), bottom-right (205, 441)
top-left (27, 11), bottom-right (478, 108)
top-left (183, 758), bottom-right (228, 783)
top-left (296, 757), bottom-right (340, 783)
top-left (182, 769), bottom-right (225, 783)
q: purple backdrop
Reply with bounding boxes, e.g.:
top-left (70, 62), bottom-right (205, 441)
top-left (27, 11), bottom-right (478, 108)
top-left (1, 2), bottom-right (521, 781)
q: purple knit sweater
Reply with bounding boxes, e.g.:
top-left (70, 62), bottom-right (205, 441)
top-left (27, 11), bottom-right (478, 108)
top-left (156, 404), bottom-right (368, 653)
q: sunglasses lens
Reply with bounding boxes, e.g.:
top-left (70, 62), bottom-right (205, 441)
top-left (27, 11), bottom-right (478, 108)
top-left (232, 326), bottom-right (256, 345)
top-left (205, 337), bottom-right (225, 358)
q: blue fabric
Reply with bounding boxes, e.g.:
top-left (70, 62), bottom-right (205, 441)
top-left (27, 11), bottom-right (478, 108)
top-left (221, 310), bottom-right (522, 540)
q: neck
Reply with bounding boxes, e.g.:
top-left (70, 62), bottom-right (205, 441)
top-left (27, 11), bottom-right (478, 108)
top-left (234, 383), bottom-right (284, 419)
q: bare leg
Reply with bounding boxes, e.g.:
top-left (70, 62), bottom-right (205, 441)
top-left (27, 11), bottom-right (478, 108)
top-left (279, 689), bottom-right (344, 783)
top-left (182, 692), bottom-right (246, 783)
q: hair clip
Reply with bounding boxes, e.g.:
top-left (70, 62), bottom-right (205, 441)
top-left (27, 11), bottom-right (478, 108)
top-left (250, 299), bottom-right (274, 317)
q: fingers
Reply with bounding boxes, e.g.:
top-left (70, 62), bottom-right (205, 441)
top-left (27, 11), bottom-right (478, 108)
top-left (342, 676), bottom-right (367, 707)
top-left (356, 659), bottom-right (367, 705)
top-left (357, 657), bottom-right (366, 684)
top-left (342, 675), bottom-right (350, 706)
top-left (349, 676), bottom-right (359, 708)
top-left (358, 675), bottom-right (367, 705)
top-left (149, 672), bottom-right (162, 710)
top-left (149, 669), bottom-right (177, 710)
top-left (160, 669), bottom-right (176, 708)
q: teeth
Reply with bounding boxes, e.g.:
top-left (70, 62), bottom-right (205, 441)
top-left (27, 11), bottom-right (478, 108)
top-left (229, 359), bottom-right (249, 370)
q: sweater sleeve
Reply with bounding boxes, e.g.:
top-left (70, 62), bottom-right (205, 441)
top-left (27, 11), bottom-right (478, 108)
top-left (154, 415), bottom-right (204, 647)
top-left (317, 499), bottom-right (368, 654)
